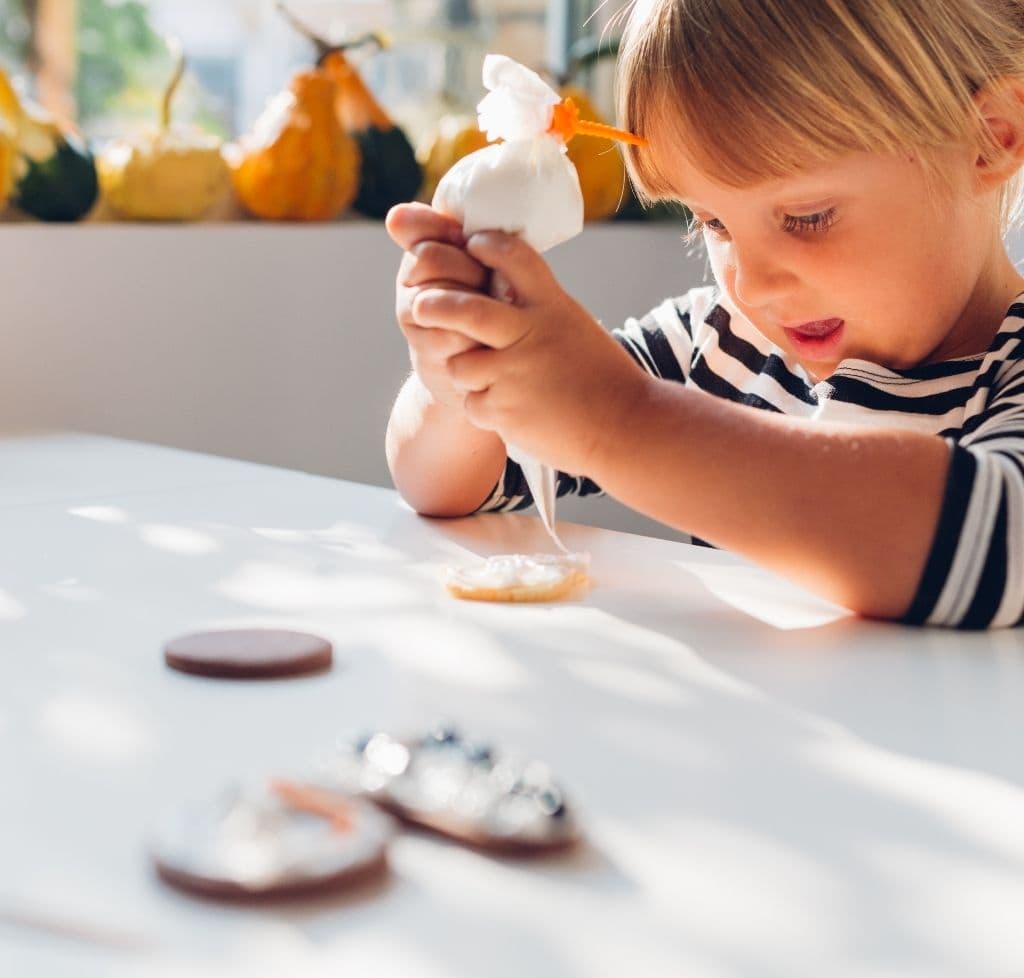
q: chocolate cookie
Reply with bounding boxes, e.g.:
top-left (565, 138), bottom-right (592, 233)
top-left (163, 628), bottom-right (332, 679)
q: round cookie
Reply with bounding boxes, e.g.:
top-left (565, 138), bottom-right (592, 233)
top-left (324, 726), bottom-right (581, 853)
top-left (445, 553), bottom-right (590, 603)
top-left (163, 628), bottom-right (332, 679)
top-left (151, 781), bottom-right (392, 900)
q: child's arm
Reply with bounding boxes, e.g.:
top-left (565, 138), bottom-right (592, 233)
top-left (384, 204), bottom-right (508, 517)
top-left (386, 373), bottom-right (508, 517)
top-left (591, 381), bottom-right (950, 620)
top-left (416, 230), bottom-right (1003, 623)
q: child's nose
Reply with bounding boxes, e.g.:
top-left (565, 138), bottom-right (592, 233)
top-left (731, 241), bottom-right (795, 308)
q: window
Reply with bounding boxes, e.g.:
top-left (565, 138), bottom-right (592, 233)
top-left (0, 0), bottom-right (609, 150)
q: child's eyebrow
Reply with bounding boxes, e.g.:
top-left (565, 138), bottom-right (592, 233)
top-left (675, 176), bottom-right (848, 215)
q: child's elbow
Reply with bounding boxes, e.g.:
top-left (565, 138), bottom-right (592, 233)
top-left (392, 478), bottom-right (482, 520)
top-left (409, 497), bottom-right (480, 519)
top-left (830, 579), bottom-right (918, 625)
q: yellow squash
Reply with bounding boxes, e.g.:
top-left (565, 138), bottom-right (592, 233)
top-left (417, 112), bottom-right (491, 203)
top-left (99, 43), bottom-right (230, 221)
top-left (229, 67), bottom-right (361, 221)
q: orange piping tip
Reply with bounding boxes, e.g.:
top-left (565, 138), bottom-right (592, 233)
top-left (548, 97), bottom-right (647, 147)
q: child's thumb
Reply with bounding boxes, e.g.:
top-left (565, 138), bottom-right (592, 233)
top-left (465, 231), bottom-right (556, 307)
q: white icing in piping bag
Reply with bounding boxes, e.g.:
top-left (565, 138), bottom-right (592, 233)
top-left (432, 55), bottom-right (645, 552)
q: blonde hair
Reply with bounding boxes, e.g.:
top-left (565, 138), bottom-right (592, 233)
top-left (617, 0), bottom-right (1024, 226)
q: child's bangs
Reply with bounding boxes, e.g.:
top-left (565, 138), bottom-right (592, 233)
top-left (624, 74), bottom-right (856, 203)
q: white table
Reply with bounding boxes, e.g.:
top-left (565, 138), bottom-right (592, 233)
top-left (3, 433), bottom-right (1023, 978)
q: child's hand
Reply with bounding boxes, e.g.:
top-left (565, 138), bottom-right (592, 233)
top-left (411, 230), bottom-right (649, 476)
top-left (386, 203), bottom-right (490, 412)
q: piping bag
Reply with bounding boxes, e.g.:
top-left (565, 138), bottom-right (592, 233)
top-left (432, 55), bottom-right (645, 552)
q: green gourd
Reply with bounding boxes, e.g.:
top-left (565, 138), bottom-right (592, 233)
top-left (347, 120), bottom-right (422, 219)
top-left (0, 67), bottom-right (98, 222)
top-left (279, 4), bottom-right (422, 218)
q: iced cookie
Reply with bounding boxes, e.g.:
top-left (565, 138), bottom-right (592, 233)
top-left (445, 552), bottom-right (589, 603)
top-left (163, 628), bottom-right (332, 679)
top-left (322, 725), bottom-right (581, 853)
top-left (151, 780), bottom-right (391, 899)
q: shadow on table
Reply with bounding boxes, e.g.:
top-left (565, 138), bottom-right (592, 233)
top-left (403, 510), bottom-right (1024, 976)
top-left (9, 490), bottom-right (1023, 976)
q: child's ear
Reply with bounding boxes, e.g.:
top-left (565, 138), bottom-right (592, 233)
top-left (973, 79), bottom-right (1024, 192)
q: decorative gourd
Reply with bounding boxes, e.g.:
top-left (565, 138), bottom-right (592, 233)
top-left (229, 68), bottom-right (361, 221)
top-left (98, 43), bottom-right (229, 221)
top-left (560, 86), bottom-right (628, 222)
top-left (0, 115), bottom-right (16, 209)
top-left (320, 50), bottom-right (422, 219)
top-left (0, 67), bottom-right (98, 221)
top-left (274, 4), bottom-right (422, 219)
top-left (417, 112), bottom-right (491, 203)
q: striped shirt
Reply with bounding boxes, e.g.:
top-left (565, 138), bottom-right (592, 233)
top-left (477, 286), bottom-right (1024, 629)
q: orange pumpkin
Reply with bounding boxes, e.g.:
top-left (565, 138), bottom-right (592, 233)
top-left (229, 68), bottom-right (360, 221)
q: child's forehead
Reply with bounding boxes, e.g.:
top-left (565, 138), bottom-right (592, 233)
top-left (643, 126), bottom-right (832, 200)
top-left (642, 124), bottom-right (921, 206)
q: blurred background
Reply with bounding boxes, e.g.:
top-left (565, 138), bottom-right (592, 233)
top-left (0, 5), bottom-right (697, 540)
top-left (0, 0), bottom-right (618, 161)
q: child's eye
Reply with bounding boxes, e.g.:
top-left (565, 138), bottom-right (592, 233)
top-left (683, 216), bottom-right (728, 244)
top-left (683, 207), bottom-right (836, 245)
top-left (781, 208), bottom-right (837, 234)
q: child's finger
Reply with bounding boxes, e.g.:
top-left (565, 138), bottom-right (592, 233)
top-left (397, 279), bottom-right (479, 331)
top-left (386, 202), bottom-right (466, 251)
top-left (465, 231), bottom-right (557, 306)
top-left (404, 322), bottom-right (481, 361)
top-left (446, 344), bottom-right (500, 393)
top-left (462, 387), bottom-right (500, 433)
top-left (399, 241), bottom-right (488, 291)
top-left (411, 288), bottom-right (523, 349)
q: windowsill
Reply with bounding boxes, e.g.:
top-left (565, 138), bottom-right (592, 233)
top-left (0, 211), bottom-right (692, 540)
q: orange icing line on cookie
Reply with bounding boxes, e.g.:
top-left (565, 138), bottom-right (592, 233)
top-left (270, 779), bottom-right (354, 831)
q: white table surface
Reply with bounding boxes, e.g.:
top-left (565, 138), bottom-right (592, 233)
top-left (3, 432), bottom-right (1023, 978)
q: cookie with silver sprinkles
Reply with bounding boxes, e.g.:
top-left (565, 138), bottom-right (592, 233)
top-left (321, 725), bottom-right (581, 853)
top-left (163, 628), bottom-right (332, 679)
top-left (151, 780), bottom-right (392, 900)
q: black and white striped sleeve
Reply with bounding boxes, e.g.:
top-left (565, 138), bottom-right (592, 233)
top-left (903, 357), bottom-right (1024, 628)
top-left (472, 292), bottom-right (699, 515)
top-left (613, 293), bottom-right (699, 382)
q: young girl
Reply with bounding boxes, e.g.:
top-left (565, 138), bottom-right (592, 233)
top-left (385, 0), bottom-right (1024, 629)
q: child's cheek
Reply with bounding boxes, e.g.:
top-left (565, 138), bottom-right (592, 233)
top-left (704, 239), bottom-right (735, 293)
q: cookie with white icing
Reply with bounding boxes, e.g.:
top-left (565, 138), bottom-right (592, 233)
top-left (322, 725), bottom-right (581, 853)
top-left (445, 552), bottom-right (590, 603)
top-left (151, 781), bottom-right (392, 899)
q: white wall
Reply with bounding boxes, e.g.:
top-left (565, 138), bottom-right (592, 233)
top-left (0, 221), bottom-right (702, 539)
top-left (9, 221), bottom-right (1018, 540)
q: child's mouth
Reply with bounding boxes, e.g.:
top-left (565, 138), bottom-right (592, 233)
top-left (782, 318), bottom-right (845, 356)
